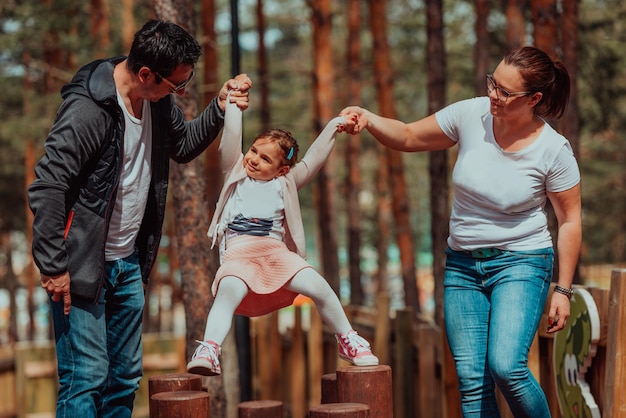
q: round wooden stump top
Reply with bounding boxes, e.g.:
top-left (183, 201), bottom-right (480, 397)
top-left (309, 402), bottom-right (370, 417)
top-left (150, 390), bottom-right (210, 418)
top-left (238, 399), bottom-right (283, 418)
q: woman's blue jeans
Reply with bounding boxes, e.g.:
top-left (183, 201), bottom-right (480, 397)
top-left (50, 251), bottom-right (144, 418)
top-left (444, 247), bottom-right (554, 418)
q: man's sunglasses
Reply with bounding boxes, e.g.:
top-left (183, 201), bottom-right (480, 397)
top-left (154, 70), bottom-right (195, 93)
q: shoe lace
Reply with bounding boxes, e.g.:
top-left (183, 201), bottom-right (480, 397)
top-left (194, 340), bottom-right (219, 362)
top-left (340, 331), bottom-right (371, 355)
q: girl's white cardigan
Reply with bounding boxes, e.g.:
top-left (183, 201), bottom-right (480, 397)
top-left (207, 93), bottom-right (345, 259)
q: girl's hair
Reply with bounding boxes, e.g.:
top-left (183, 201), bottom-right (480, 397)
top-left (503, 46), bottom-right (570, 119)
top-left (253, 128), bottom-right (299, 167)
top-left (126, 20), bottom-right (202, 77)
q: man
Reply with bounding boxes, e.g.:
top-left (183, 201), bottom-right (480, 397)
top-left (27, 19), bottom-right (252, 417)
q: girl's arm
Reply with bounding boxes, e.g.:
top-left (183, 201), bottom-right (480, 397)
top-left (218, 91), bottom-right (244, 173)
top-left (290, 115), bottom-right (345, 188)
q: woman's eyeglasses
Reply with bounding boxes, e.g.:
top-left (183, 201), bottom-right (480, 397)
top-left (486, 74), bottom-right (532, 103)
top-left (154, 70), bottom-right (195, 93)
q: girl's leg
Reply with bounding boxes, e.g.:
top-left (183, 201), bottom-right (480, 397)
top-left (287, 268), bottom-right (351, 334)
top-left (288, 268), bottom-right (378, 366)
top-left (187, 276), bottom-right (248, 376)
top-left (202, 275), bottom-right (249, 344)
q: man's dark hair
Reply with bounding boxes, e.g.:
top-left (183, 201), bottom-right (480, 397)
top-left (126, 20), bottom-right (202, 77)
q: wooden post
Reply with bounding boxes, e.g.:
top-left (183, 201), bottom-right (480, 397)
top-left (238, 400), bottom-right (283, 418)
top-left (321, 373), bottom-right (337, 404)
top-left (603, 269), bottom-right (626, 417)
top-left (393, 308), bottom-right (413, 417)
top-left (416, 324), bottom-right (443, 418)
top-left (290, 306), bottom-right (306, 418)
top-left (309, 402), bottom-right (370, 417)
top-left (150, 390), bottom-right (210, 418)
top-left (373, 292), bottom-right (390, 366)
top-left (336, 365), bottom-right (392, 418)
top-left (148, 373), bottom-right (204, 416)
top-left (309, 308), bottom-right (324, 407)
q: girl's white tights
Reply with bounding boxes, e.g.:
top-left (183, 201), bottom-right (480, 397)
top-left (202, 267), bottom-right (352, 345)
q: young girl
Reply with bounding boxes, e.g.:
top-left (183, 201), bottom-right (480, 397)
top-left (187, 91), bottom-right (379, 376)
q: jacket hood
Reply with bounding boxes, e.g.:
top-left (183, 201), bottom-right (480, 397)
top-left (61, 56), bottom-right (126, 108)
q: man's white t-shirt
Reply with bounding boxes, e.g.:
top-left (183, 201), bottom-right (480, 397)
top-left (105, 94), bottom-right (153, 261)
top-left (435, 97), bottom-right (580, 251)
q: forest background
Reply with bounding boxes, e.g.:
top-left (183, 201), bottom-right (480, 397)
top-left (0, 0), bottom-right (625, 413)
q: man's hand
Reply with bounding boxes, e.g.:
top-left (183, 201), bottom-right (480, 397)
top-left (218, 74), bottom-right (252, 111)
top-left (42, 272), bottom-right (71, 315)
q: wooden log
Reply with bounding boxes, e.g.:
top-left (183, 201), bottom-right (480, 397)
top-left (148, 373), bottom-right (204, 416)
top-left (336, 365), bottom-right (392, 418)
top-left (149, 372), bottom-right (203, 394)
top-left (373, 292), bottom-right (390, 366)
top-left (290, 306), bottom-right (306, 418)
top-left (321, 373), bottom-right (338, 404)
top-left (393, 308), bottom-right (413, 417)
top-left (238, 400), bottom-right (283, 418)
top-left (150, 390), bottom-right (209, 418)
top-left (603, 269), bottom-right (626, 418)
top-left (309, 403), bottom-right (370, 417)
top-left (308, 308), bottom-right (324, 407)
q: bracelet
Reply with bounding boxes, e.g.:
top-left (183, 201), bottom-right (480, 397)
top-left (554, 285), bottom-right (574, 300)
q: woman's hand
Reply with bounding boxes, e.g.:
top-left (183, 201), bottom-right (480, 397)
top-left (545, 292), bottom-right (571, 333)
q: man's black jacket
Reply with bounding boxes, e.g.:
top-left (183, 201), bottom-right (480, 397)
top-left (28, 57), bottom-right (225, 302)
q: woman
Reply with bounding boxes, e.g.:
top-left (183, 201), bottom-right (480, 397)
top-left (340, 46), bottom-right (581, 417)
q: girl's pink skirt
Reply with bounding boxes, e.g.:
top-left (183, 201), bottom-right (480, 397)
top-left (212, 235), bottom-right (311, 317)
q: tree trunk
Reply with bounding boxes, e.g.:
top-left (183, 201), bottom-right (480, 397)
top-left (152, 0), bottom-right (231, 415)
top-left (257, 0), bottom-right (270, 130)
top-left (561, 0), bottom-right (579, 156)
top-left (559, 0), bottom-right (581, 285)
top-left (0, 232), bottom-right (19, 342)
top-left (531, 0), bottom-right (558, 59)
top-left (505, 0), bottom-right (527, 50)
top-left (426, 0), bottom-right (455, 417)
top-left (90, 0), bottom-right (110, 58)
top-left (344, 0), bottom-right (364, 306)
top-left (369, 0), bottom-right (420, 313)
top-left (122, 0), bottom-right (135, 50)
top-left (473, 0), bottom-right (489, 95)
top-left (310, 0), bottom-right (340, 294)
top-left (23, 49), bottom-right (37, 341)
top-left (531, 0), bottom-right (561, 284)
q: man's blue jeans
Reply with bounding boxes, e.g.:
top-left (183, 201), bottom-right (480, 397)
top-left (444, 247), bottom-right (554, 418)
top-left (50, 251), bottom-right (144, 418)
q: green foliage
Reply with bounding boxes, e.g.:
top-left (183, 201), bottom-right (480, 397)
top-left (578, 2), bottom-right (626, 262)
top-left (1, 0), bottom-right (626, 266)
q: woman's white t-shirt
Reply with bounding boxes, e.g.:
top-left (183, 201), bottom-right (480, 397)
top-left (435, 96), bottom-right (580, 251)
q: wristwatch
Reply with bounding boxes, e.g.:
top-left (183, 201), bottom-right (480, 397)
top-left (554, 285), bottom-right (574, 300)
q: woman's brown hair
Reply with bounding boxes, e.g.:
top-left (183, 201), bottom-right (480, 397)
top-left (504, 46), bottom-right (571, 119)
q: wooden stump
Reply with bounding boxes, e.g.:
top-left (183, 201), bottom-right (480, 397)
top-left (321, 373), bottom-right (338, 404)
top-left (238, 400), bottom-right (283, 417)
top-left (309, 403), bottom-right (370, 417)
top-left (336, 365), bottom-right (393, 418)
top-left (148, 373), bottom-right (204, 416)
top-left (150, 390), bottom-right (210, 418)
